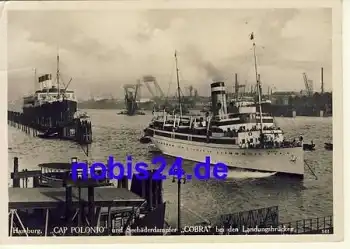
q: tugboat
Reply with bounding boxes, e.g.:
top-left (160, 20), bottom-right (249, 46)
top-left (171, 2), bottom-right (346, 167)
top-left (140, 34), bottom-right (306, 178)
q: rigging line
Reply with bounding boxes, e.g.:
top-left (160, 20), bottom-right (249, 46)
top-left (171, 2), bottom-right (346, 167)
top-left (179, 88), bottom-right (185, 98)
top-left (174, 69), bottom-right (187, 97)
top-left (58, 73), bottom-right (67, 89)
top-left (179, 70), bottom-right (186, 83)
top-left (166, 59), bottom-right (176, 98)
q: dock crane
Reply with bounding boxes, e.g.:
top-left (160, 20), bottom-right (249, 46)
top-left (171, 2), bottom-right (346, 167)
top-left (302, 72), bottom-right (314, 97)
top-left (123, 81), bottom-right (142, 115)
top-left (185, 85), bottom-right (199, 98)
top-left (186, 85), bottom-right (198, 97)
top-left (234, 73), bottom-right (246, 98)
top-left (142, 75), bottom-right (165, 100)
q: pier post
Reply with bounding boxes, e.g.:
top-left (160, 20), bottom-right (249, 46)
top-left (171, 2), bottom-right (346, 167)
top-left (24, 169), bottom-right (28, 188)
top-left (148, 171), bottom-right (153, 210)
top-left (154, 180), bottom-right (163, 208)
top-left (107, 206), bottom-right (112, 235)
top-left (88, 186), bottom-right (95, 227)
top-left (117, 178), bottom-right (122, 188)
top-left (13, 157), bottom-right (20, 188)
top-left (77, 187), bottom-right (83, 227)
top-left (33, 176), bottom-right (40, 188)
top-left (117, 175), bottom-right (129, 189)
top-left (177, 177), bottom-right (181, 233)
top-left (65, 186), bottom-right (73, 235)
top-left (172, 169), bottom-right (186, 234)
top-left (122, 176), bottom-right (128, 189)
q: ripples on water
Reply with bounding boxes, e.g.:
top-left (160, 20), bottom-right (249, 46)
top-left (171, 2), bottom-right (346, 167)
top-left (8, 109), bottom-right (333, 227)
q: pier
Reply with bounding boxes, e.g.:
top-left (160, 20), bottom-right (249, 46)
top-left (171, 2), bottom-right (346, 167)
top-left (9, 157), bottom-right (333, 236)
top-left (8, 110), bottom-right (92, 144)
top-left (8, 157), bottom-right (166, 236)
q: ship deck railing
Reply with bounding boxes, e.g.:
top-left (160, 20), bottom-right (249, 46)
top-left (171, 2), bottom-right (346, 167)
top-left (147, 126), bottom-right (302, 149)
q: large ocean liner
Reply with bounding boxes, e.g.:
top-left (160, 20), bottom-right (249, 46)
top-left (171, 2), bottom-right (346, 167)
top-left (142, 33), bottom-right (305, 177)
top-left (22, 53), bottom-right (78, 129)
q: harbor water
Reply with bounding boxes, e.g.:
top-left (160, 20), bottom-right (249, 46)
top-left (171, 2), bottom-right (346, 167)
top-left (8, 109), bottom-right (333, 227)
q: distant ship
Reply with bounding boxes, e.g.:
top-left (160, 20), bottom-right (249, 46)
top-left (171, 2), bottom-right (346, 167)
top-left (141, 34), bottom-right (305, 178)
top-left (22, 53), bottom-right (77, 129)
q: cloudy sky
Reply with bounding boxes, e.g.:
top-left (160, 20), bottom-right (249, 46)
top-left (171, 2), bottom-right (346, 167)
top-left (7, 8), bottom-right (332, 101)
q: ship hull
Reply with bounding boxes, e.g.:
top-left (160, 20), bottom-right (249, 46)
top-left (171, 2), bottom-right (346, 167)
top-left (23, 99), bottom-right (77, 127)
top-left (150, 134), bottom-right (305, 177)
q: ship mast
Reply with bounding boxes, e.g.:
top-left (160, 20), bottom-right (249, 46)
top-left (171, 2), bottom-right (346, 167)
top-left (56, 49), bottom-right (60, 99)
top-left (33, 68), bottom-right (37, 91)
top-left (174, 50), bottom-right (183, 117)
top-left (250, 32), bottom-right (264, 133)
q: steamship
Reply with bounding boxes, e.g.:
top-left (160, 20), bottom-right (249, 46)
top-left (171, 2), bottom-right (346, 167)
top-left (141, 34), bottom-right (305, 177)
top-left (22, 54), bottom-right (78, 129)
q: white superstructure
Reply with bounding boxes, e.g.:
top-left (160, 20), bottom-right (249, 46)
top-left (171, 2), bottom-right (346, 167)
top-left (142, 39), bottom-right (305, 177)
top-left (143, 81), bottom-right (305, 177)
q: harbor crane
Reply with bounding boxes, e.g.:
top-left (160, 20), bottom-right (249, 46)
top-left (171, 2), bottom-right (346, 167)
top-left (302, 72), bottom-right (314, 97)
top-left (123, 81), bottom-right (142, 115)
top-left (185, 85), bottom-right (198, 98)
top-left (186, 85), bottom-right (194, 97)
top-left (234, 73), bottom-right (246, 98)
top-left (141, 75), bottom-right (165, 100)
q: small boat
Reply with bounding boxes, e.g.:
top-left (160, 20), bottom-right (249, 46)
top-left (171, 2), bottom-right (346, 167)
top-left (140, 135), bottom-right (152, 144)
top-left (303, 141), bottom-right (316, 151)
top-left (37, 132), bottom-right (59, 139)
top-left (324, 143), bottom-right (333, 151)
top-left (37, 127), bottom-right (60, 139)
top-left (117, 110), bottom-right (145, 115)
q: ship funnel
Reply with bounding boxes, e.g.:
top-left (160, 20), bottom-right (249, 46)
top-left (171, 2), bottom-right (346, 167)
top-left (38, 73), bottom-right (53, 90)
top-left (210, 81), bottom-right (227, 117)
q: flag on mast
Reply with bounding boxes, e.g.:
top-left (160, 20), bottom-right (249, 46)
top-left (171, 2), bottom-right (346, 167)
top-left (250, 32), bottom-right (254, 40)
top-left (38, 74), bottom-right (52, 83)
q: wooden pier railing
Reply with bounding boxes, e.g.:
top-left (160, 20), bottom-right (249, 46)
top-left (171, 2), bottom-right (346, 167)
top-left (8, 110), bottom-right (92, 144)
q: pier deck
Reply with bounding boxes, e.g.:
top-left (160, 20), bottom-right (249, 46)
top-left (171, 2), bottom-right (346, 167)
top-left (9, 187), bottom-right (145, 209)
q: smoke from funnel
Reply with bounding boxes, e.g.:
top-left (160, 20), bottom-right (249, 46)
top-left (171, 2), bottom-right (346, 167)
top-left (203, 61), bottom-right (224, 82)
top-left (183, 44), bottom-right (224, 82)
